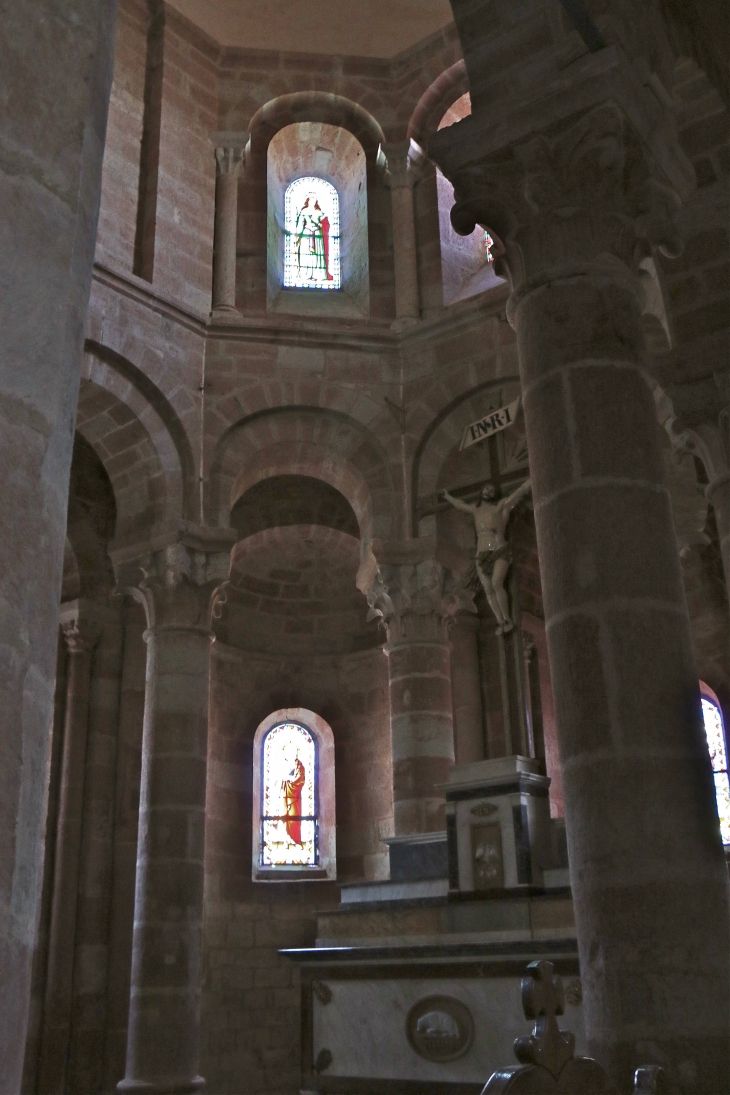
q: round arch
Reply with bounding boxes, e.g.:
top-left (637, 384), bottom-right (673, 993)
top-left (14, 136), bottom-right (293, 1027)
top-left (239, 93), bottom-right (391, 316)
top-left (411, 377), bottom-right (522, 535)
top-left (408, 60), bottom-right (469, 147)
top-left (208, 406), bottom-right (395, 544)
top-left (75, 379), bottom-right (168, 545)
top-left (249, 91), bottom-right (385, 162)
top-left (82, 341), bottom-right (196, 527)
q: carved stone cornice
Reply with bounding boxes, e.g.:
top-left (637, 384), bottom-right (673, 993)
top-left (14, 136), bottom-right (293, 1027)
top-left (428, 46), bottom-right (694, 301)
top-left (365, 556), bottom-right (476, 646)
top-left (115, 526), bottom-right (235, 632)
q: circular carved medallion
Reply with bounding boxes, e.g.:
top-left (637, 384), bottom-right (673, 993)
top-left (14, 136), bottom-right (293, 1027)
top-left (406, 995), bottom-right (474, 1063)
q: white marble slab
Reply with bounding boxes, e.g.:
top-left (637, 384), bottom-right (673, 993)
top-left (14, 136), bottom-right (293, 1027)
top-left (312, 975), bottom-right (586, 1082)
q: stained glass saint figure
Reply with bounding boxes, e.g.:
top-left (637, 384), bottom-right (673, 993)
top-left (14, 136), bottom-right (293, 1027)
top-left (261, 722), bottom-right (317, 866)
top-left (283, 757), bottom-right (306, 845)
top-left (284, 177), bottom-right (341, 290)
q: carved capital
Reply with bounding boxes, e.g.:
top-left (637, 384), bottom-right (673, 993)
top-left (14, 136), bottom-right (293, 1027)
top-left (453, 103), bottom-right (681, 293)
top-left (115, 527), bottom-right (235, 632)
top-left (365, 558), bottom-right (476, 645)
top-left (666, 411), bottom-right (730, 496)
top-left (59, 600), bottom-right (104, 655)
top-left (383, 139), bottom-right (426, 190)
top-left (429, 47), bottom-right (694, 301)
top-left (215, 144), bottom-right (245, 178)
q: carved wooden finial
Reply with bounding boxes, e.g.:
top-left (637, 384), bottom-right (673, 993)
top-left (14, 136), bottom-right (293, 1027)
top-left (514, 961), bottom-right (575, 1079)
top-left (483, 960), bottom-right (613, 1093)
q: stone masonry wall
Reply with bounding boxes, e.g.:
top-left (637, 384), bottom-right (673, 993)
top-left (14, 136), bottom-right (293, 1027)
top-left (202, 643), bottom-right (391, 1093)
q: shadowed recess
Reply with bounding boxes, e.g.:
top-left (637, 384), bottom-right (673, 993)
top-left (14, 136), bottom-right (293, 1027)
top-left (231, 474), bottom-right (359, 540)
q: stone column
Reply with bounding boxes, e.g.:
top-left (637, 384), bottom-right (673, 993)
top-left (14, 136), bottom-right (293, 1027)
top-left (67, 601), bottom-right (125, 1095)
top-left (383, 139), bottom-right (424, 328)
top-left (211, 142), bottom-right (245, 314)
top-left (102, 600), bottom-right (148, 1093)
top-left (37, 603), bottom-right (102, 1095)
top-left (116, 533), bottom-right (233, 1095)
top-left (450, 614), bottom-right (484, 765)
top-left (0, 7), bottom-right (117, 1088)
top-left (431, 55), bottom-right (730, 1093)
top-left (368, 556), bottom-right (470, 834)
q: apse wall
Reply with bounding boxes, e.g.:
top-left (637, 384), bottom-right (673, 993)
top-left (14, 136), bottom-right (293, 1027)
top-left (201, 642), bottom-right (391, 1093)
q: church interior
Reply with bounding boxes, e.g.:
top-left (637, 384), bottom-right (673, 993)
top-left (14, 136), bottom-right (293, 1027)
top-left (1, 1), bottom-right (729, 1093)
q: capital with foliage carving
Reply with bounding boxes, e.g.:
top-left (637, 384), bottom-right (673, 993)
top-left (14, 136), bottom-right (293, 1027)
top-left (383, 139), bottom-right (426, 190)
top-left (429, 47), bottom-right (694, 305)
top-left (365, 557), bottom-right (475, 646)
top-left (115, 526), bottom-right (236, 633)
top-left (59, 600), bottom-right (104, 655)
top-left (666, 410), bottom-right (730, 501)
top-left (214, 138), bottom-right (246, 178)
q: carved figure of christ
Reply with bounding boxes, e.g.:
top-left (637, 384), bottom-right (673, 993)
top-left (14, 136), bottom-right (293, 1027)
top-left (440, 479), bottom-right (532, 633)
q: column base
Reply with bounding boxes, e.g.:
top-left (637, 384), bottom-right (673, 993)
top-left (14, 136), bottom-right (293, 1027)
top-left (117, 1077), bottom-right (205, 1094)
top-left (209, 305), bottom-right (240, 322)
top-left (390, 315), bottom-right (419, 333)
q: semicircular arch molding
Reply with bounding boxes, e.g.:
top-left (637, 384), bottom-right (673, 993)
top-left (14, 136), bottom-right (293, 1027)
top-left (249, 92), bottom-right (385, 162)
top-left (408, 60), bottom-right (469, 147)
top-left (83, 339), bottom-right (196, 521)
top-left (75, 379), bottom-right (169, 546)
top-left (209, 406), bottom-right (395, 543)
top-left (411, 376), bottom-right (522, 534)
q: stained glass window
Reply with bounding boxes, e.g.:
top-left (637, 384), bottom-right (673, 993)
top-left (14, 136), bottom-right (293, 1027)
top-left (484, 231), bottom-right (494, 263)
top-left (283, 176), bottom-right (341, 290)
top-left (701, 695), bottom-right (730, 845)
top-left (261, 721), bottom-right (318, 866)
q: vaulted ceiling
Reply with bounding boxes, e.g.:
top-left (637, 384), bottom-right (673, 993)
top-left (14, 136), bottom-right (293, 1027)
top-left (166, 0), bottom-right (454, 56)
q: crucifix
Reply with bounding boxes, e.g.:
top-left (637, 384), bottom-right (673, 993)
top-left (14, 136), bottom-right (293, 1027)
top-left (440, 469), bottom-right (531, 634)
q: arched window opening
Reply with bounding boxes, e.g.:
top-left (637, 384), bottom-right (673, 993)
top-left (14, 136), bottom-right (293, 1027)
top-left (435, 93), bottom-right (504, 306)
top-left (252, 707), bottom-right (336, 880)
top-left (262, 721), bottom-right (318, 866)
top-left (700, 686), bottom-right (730, 845)
top-left (284, 177), bottom-right (341, 290)
top-left (267, 122), bottom-right (369, 318)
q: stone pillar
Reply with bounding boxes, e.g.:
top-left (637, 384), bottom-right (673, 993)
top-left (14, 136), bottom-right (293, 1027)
top-left (211, 142), bottom-right (245, 314)
top-left (0, 7), bottom-right (117, 1089)
top-left (368, 556), bottom-right (470, 834)
top-left (116, 533), bottom-right (233, 1095)
top-left (37, 603), bottom-right (102, 1095)
top-left (67, 602), bottom-right (125, 1094)
top-left (431, 54), bottom-right (730, 1093)
top-left (102, 600), bottom-right (148, 1093)
top-left (383, 139), bottom-right (424, 327)
top-left (450, 614), bottom-right (484, 765)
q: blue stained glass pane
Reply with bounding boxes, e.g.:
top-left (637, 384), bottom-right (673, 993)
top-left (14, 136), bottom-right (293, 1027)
top-left (261, 722), bottom-right (317, 866)
top-left (284, 176), bottom-right (341, 290)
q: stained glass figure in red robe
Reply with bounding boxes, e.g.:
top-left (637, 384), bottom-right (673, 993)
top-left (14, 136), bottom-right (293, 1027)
top-left (284, 176), bottom-right (341, 290)
top-left (261, 721), bottom-right (317, 866)
top-left (282, 756), bottom-right (306, 845)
